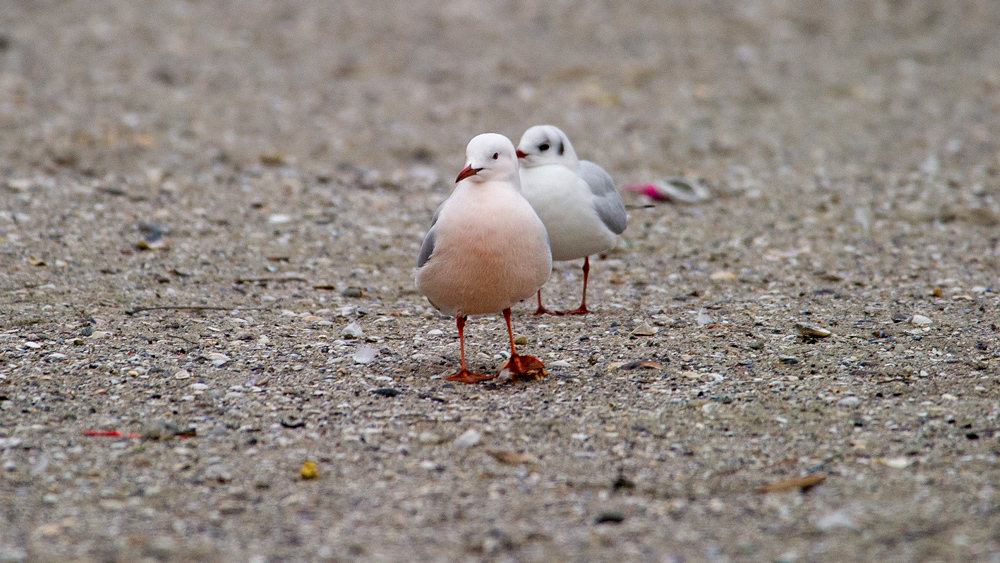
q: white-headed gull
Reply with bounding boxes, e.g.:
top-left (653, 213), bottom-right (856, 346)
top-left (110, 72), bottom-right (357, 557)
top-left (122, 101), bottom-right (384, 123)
top-left (516, 125), bottom-right (627, 315)
top-left (415, 133), bottom-right (552, 383)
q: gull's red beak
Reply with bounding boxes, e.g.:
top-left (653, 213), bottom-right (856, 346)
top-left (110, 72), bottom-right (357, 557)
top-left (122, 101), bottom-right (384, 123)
top-left (515, 149), bottom-right (527, 159)
top-left (456, 165), bottom-right (481, 183)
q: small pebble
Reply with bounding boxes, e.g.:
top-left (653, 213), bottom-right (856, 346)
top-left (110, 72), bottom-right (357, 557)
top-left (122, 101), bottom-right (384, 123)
top-left (594, 512), bottom-right (625, 525)
top-left (631, 323), bottom-right (657, 336)
top-left (795, 322), bottom-right (832, 338)
top-left (709, 270), bottom-right (737, 281)
top-left (300, 461), bottom-right (319, 479)
top-left (174, 369), bottom-right (191, 380)
top-left (837, 396), bottom-right (862, 407)
top-left (207, 352), bottom-right (230, 367)
top-left (779, 356), bottom-right (799, 365)
top-left (883, 457), bottom-right (912, 469)
top-left (341, 287), bottom-right (364, 298)
top-left (354, 345), bottom-right (378, 364)
top-left (341, 322), bottom-right (363, 339)
top-left (418, 431), bottom-right (441, 444)
top-left (695, 309), bottom-right (712, 327)
top-left (910, 314), bottom-right (932, 326)
top-left (549, 360), bottom-right (572, 368)
top-left (141, 420), bottom-right (182, 440)
top-left (816, 511), bottom-right (858, 532)
top-left (453, 429), bottom-right (482, 447)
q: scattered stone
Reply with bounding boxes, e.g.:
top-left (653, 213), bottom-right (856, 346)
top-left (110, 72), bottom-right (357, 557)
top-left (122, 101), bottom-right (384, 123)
top-left (280, 415), bottom-right (306, 429)
top-left (454, 429), bottom-right (482, 447)
top-left (341, 322), bottom-right (363, 339)
top-left (709, 270), bottom-right (737, 281)
top-left (631, 323), bottom-right (657, 336)
top-left (486, 450), bottom-right (537, 465)
top-left (354, 345), bottom-right (378, 364)
top-left (174, 369), bottom-right (191, 380)
top-left (625, 361), bottom-right (663, 369)
top-left (594, 512), bottom-right (626, 525)
top-left (837, 396), bottom-right (862, 407)
top-left (80, 326), bottom-right (93, 337)
top-left (779, 356), bottom-right (799, 365)
top-left (816, 511), bottom-right (859, 532)
top-left (371, 388), bottom-right (400, 397)
top-left (695, 309), bottom-right (712, 327)
top-left (140, 420), bottom-right (186, 440)
top-left (757, 474), bottom-right (826, 494)
top-left (418, 432), bottom-right (442, 444)
top-left (341, 287), bottom-right (365, 298)
top-left (207, 352), bottom-right (230, 367)
top-left (910, 314), bottom-right (932, 326)
top-left (795, 322), bottom-right (832, 338)
top-left (882, 457), bottom-right (912, 469)
top-left (549, 360), bottom-right (572, 368)
top-left (300, 461), bottom-right (319, 480)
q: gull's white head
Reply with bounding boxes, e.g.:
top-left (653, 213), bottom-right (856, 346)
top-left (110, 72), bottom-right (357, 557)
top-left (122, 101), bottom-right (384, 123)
top-left (515, 125), bottom-right (578, 168)
top-left (456, 133), bottom-right (520, 185)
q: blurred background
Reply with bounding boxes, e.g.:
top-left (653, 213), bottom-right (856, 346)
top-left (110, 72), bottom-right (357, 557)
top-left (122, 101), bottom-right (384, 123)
top-left (3, 0), bottom-right (998, 185)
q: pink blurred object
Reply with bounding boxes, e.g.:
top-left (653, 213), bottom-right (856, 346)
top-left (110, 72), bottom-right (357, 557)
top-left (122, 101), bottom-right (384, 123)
top-left (622, 177), bottom-right (709, 203)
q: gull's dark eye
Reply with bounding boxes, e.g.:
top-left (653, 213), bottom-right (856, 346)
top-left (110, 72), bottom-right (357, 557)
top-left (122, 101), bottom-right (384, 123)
top-left (538, 143), bottom-right (550, 152)
top-left (492, 152), bottom-right (499, 160)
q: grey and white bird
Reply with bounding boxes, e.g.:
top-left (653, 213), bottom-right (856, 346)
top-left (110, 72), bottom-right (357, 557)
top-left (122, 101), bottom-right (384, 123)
top-left (415, 133), bottom-right (552, 383)
top-left (515, 125), bottom-right (627, 315)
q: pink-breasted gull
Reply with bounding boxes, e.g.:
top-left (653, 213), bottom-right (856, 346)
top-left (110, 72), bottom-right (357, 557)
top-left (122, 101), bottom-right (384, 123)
top-left (416, 133), bottom-right (552, 383)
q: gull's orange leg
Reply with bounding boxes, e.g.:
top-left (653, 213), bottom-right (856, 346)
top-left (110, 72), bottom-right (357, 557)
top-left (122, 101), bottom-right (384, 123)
top-left (560, 256), bottom-right (592, 315)
top-left (499, 308), bottom-right (546, 381)
top-left (532, 289), bottom-right (560, 316)
top-left (445, 315), bottom-right (494, 384)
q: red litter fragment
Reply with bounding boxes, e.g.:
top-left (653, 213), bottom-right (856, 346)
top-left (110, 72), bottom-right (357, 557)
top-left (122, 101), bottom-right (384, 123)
top-left (83, 430), bottom-right (140, 439)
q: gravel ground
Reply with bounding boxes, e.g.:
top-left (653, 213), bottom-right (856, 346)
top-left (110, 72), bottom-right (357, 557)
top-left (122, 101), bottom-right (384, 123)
top-left (3, 1), bottom-right (1000, 561)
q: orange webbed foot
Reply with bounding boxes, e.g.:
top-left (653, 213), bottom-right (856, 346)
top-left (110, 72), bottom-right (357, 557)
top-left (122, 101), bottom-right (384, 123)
top-left (446, 369), bottom-right (495, 384)
top-left (500, 354), bottom-right (547, 382)
top-left (532, 306), bottom-right (562, 316)
top-left (558, 306), bottom-right (591, 315)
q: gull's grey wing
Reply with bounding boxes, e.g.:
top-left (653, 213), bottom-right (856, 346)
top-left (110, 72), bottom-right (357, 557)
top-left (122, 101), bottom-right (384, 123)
top-left (580, 160), bottom-right (627, 235)
top-left (416, 227), bottom-right (436, 268)
top-left (430, 200), bottom-right (445, 226)
top-left (417, 200), bottom-right (447, 268)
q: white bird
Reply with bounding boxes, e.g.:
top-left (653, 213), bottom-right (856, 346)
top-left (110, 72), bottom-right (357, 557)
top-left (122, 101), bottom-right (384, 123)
top-left (415, 133), bottom-right (552, 384)
top-left (516, 125), bottom-right (627, 315)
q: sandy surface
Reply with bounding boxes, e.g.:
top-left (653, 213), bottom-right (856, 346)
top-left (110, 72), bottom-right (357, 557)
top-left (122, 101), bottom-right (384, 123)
top-left (2, 1), bottom-right (1000, 561)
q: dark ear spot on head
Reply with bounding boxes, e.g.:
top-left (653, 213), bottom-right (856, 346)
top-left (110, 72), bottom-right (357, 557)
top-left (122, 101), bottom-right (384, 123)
top-left (557, 141), bottom-right (564, 156)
